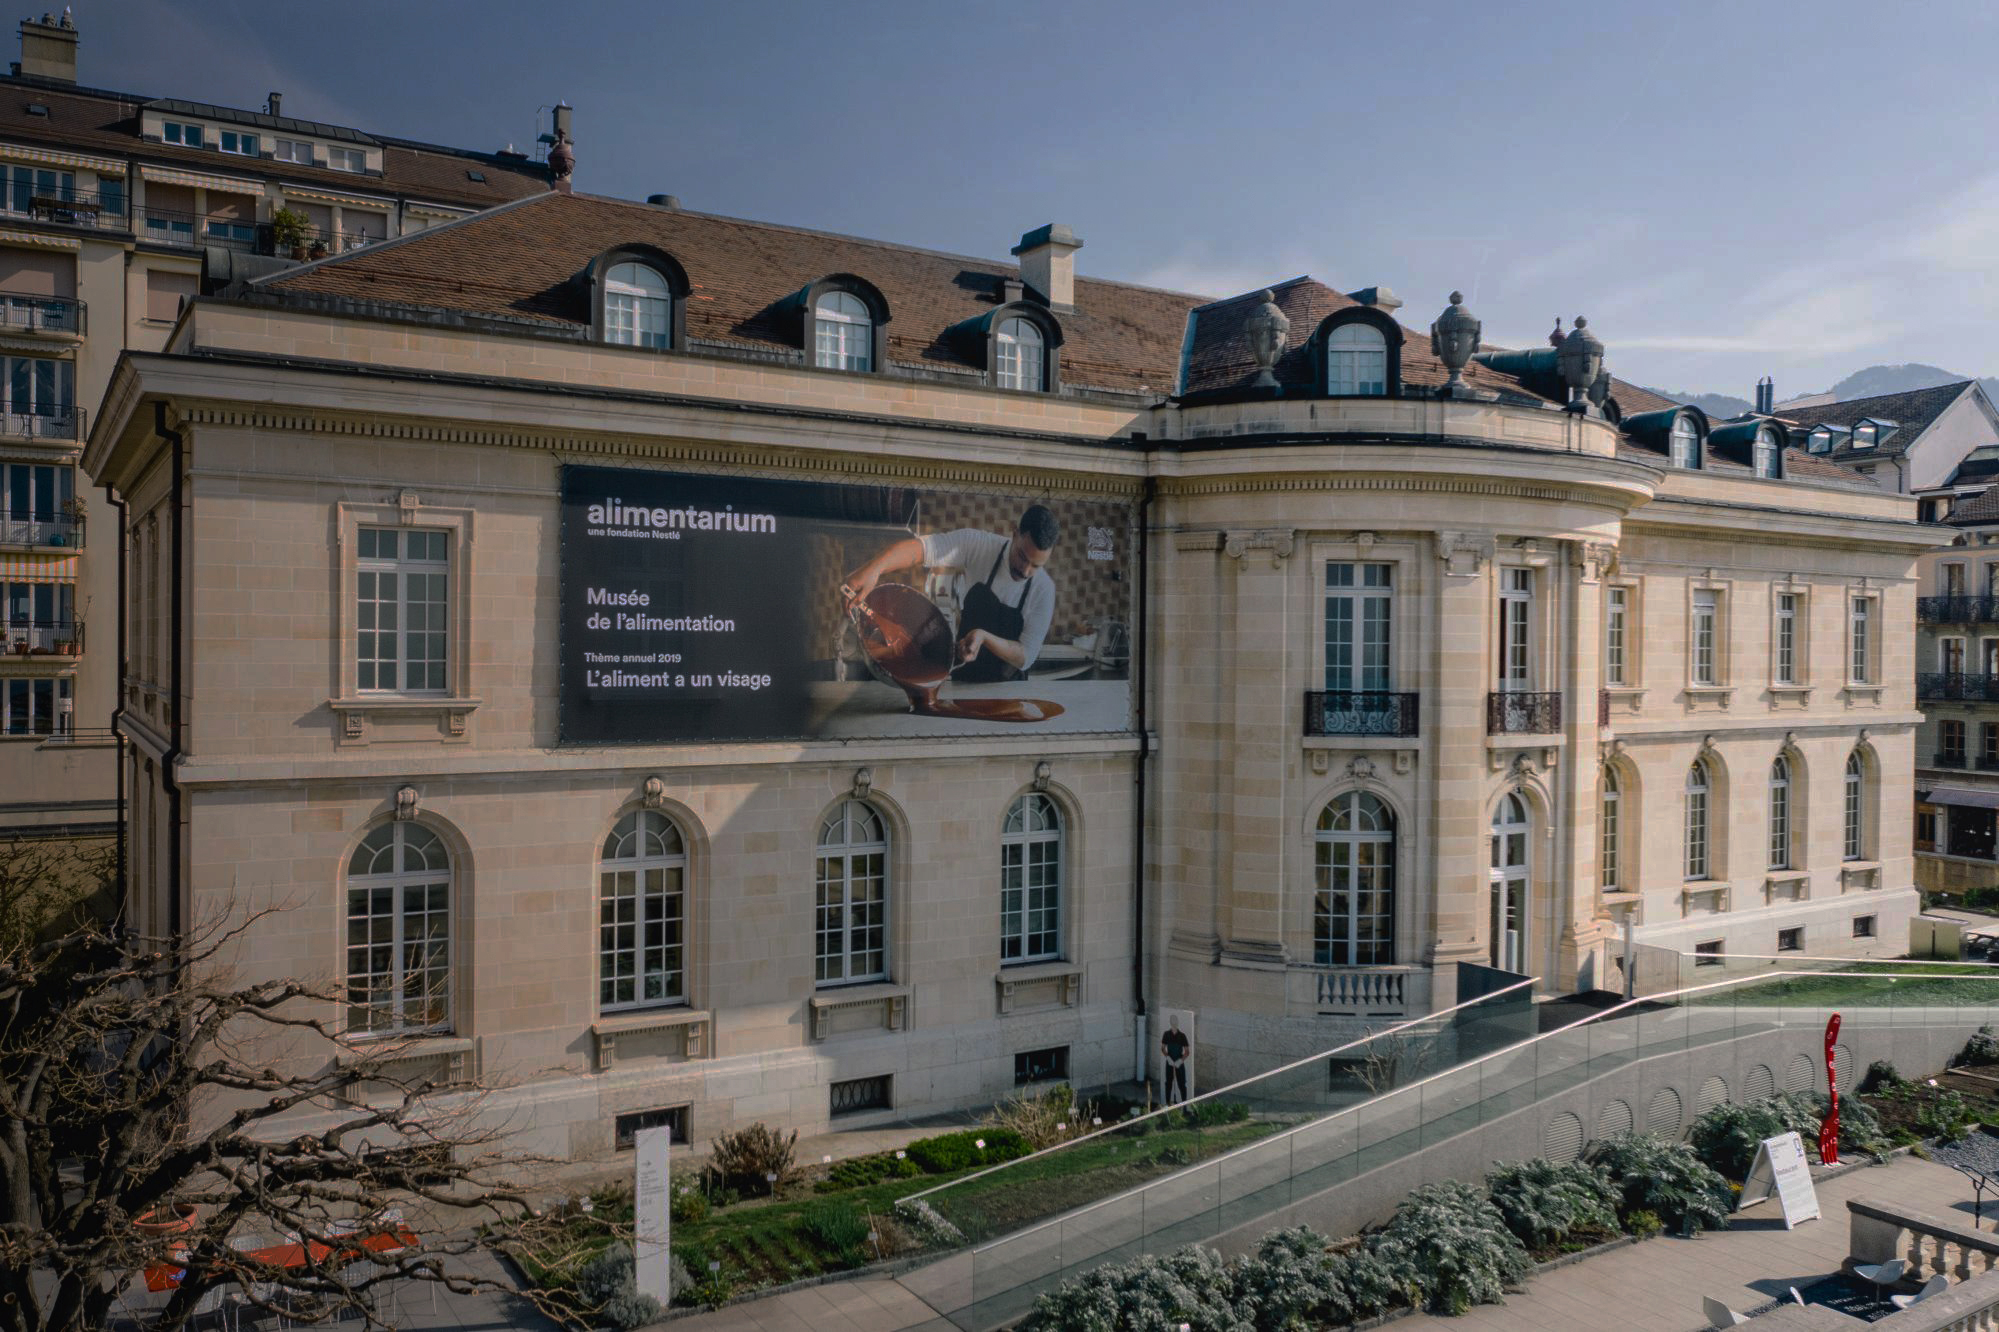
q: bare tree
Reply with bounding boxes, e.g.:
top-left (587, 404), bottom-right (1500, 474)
top-left (0, 834), bottom-right (116, 950)
top-left (0, 907), bottom-right (612, 1332)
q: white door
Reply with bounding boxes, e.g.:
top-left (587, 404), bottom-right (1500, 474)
top-left (1490, 794), bottom-right (1530, 973)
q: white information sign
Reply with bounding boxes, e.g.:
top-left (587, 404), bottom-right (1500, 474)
top-left (633, 1126), bottom-right (673, 1307)
top-left (1737, 1130), bottom-right (1820, 1229)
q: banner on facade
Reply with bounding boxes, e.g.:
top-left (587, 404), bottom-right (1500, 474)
top-left (558, 465), bottom-right (1134, 743)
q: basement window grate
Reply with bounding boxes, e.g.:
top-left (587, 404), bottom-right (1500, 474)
top-left (830, 1075), bottom-right (891, 1117)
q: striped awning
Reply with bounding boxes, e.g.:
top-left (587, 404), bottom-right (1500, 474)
top-left (0, 229), bottom-right (78, 251)
top-left (0, 336), bottom-right (73, 356)
top-left (0, 141), bottom-right (124, 174)
top-left (140, 164), bottom-right (263, 195)
top-left (280, 184), bottom-right (392, 211)
top-left (404, 202), bottom-right (470, 219)
top-left (0, 553), bottom-right (76, 582)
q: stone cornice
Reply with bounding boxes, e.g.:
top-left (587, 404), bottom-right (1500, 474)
top-left (1157, 473), bottom-right (1591, 504)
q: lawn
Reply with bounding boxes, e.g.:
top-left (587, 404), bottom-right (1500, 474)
top-left (1691, 961), bottom-right (1999, 1009)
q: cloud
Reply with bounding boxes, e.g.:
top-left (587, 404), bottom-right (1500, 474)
top-left (1127, 256), bottom-right (1314, 300)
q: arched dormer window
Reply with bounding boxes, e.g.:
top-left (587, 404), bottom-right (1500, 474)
top-left (1754, 426), bottom-right (1782, 479)
top-left (801, 275), bottom-right (890, 375)
top-left (587, 245), bottom-right (689, 351)
top-left (1313, 307), bottom-right (1403, 398)
top-left (981, 302), bottom-right (1063, 393)
top-left (1670, 413), bottom-right (1701, 469)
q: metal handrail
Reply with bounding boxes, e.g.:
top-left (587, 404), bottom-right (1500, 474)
top-left (1921, 672), bottom-right (1999, 702)
top-left (0, 291), bottom-right (82, 334)
top-left (0, 407), bottom-right (82, 440)
top-left (1487, 689), bottom-right (1562, 734)
top-left (0, 510), bottom-right (82, 547)
top-left (1303, 689), bottom-right (1419, 737)
top-left (1919, 595), bottom-right (1999, 624)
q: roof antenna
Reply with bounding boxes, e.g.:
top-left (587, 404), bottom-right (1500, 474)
top-left (1548, 317), bottom-right (1565, 349)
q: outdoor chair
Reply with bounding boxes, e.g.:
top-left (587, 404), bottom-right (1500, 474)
top-left (1892, 1274), bottom-right (1951, 1310)
top-left (1855, 1257), bottom-right (1909, 1297)
top-left (1702, 1294), bottom-right (1750, 1327)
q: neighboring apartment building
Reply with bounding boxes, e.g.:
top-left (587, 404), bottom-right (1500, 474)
top-left (1914, 488), bottom-right (1999, 895)
top-left (1781, 380), bottom-right (1999, 516)
top-left (85, 191), bottom-right (1936, 1158)
top-left (0, 12), bottom-right (551, 838)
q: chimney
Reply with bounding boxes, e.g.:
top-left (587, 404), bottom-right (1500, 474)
top-left (18, 12), bottom-right (77, 84)
top-left (1755, 375), bottom-right (1774, 415)
top-left (1012, 223), bottom-right (1083, 311)
top-left (552, 101), bottom-right (572, 143)
top-left (267, 91), bottom-right (282, 117)
top-left (1346, 286), bottom-right (1404, 314)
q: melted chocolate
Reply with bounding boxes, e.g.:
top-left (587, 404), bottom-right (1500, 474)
top-left (852, 585), bottom-right (1064, 724)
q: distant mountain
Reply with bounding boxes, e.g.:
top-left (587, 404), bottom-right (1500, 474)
top-left (1630, 385), bottom-right (1753, 418)
top-left (1773, 362), bottom-right (1999, 411)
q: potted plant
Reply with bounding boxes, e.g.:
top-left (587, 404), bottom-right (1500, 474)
top-left (270, 206), bottom-right (310, 260)
top-left (133, 1202), bottom-right (199, 1236)
top-left (307, 236), bottom-right (329, 260)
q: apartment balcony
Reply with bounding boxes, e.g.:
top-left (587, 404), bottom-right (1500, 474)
top-left (139, 208), bottom-right (255, 252)
top-left (1919, 595), bottom-right (1999, 624)
top-left (1935, 752), bottom-right (1968, 769)
top-left (1919, 672), bottom-right (1999, 703)
top-left (0, 407), bottom-right (83, 442)
top-left (275, 223), bottom-right (384, 258)
top-left (0, 292), bottom-right (82, 338)
top-left (1, 184), bottom-right (125, 231)
top-left (0, 509), bottom-right (81, 549)
top-left (1, 619), bottom-right (80, 658)
top-left (1303, 690), bottom-right (1419, 738)
top-left (1487, 690), bottom-right (1562, 735)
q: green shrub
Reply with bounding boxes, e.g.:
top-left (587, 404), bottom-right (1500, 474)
top-left (709, 1121), bottom-right (798, 1193)
top-left (1182, 1098), bottom-right (1251, 1128)
top-left (1234, 1227), bottom-right (1361, 1329)
top-left (905, 1127), bottom-right (1033, 1174)
top-left (1917, 1089), bottom-right (1973, 1144)
top-left (1688, 1099), bottom-right (1792, 1180)
top-left (817, 1151), bottom-right (922, 1192)
top-left (1625, 1208), bottom-right (1664, 1238)
top-left (1484, 1159), bottom-right (1620, 1251)
top-left (1859, 1060), bottom-right (1906, 1094)
top-left (573, 1242), bottom-right (678, 1329)
top-left (1367, 1179), bottom-right (1531, 1316)
top-left (1966, 1025), bottom-right (1999, 1066)
top-left (802, 1200), bottom-right (874, 1266)
top-left (984, 1083), bottom-right (1099, 1150)
top-left (1018, 1244), bottom-right (1241, 1332)
top-left (1582, 1134), bottom-right (1733, 1234)
top-left (670, 1185), bottom-right (708, 1225)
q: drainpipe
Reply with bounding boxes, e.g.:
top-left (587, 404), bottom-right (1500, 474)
top-left (103, 477), bottom-right (127, 903)
top-left (153, 403), bottom-right (185, 938)
top-left (1130, 475), bottom-right (1153, 1083)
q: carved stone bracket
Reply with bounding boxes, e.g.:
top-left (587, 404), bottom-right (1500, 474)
top-left (1345, 755), bottom-right (1378, 784)
top-left (1224, 528), bottom-right (1296, 566)
top-left (642, 775), bottom-right (666, 809)
top-left (1577, 540), bottom-right (1618, 583)
top-left (397, 490), bottom-right (422, 523)
top-left (1437, 530), bottom-right (1496, 577)
top-left (394, 785), bottom-right (420, 822)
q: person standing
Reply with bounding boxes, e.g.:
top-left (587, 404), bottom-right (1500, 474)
top-left (1160, 1017), bottom-right (1191, 1105)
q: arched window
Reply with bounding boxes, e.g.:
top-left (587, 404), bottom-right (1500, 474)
top-left (816, 800), bottom-right (888, 984)
top-left (995, 316), bottom-right (1045, 392)
top-left (1670, 414), bottom-right (1701, 469)
top-left (1491, 794), bottom-right (1530, 973)
top-left (1844, 752), bottom-right (1865, 861)
top-left (604, 262), bottom-right (671, 349)
top-left (1326, 322), bottom-right (1388, 396)
top-left (1686, 758), bottom-right (1711, 880)
top-left (1314, 791), bottom-right (1395, 965)
top-left (813, 291), bottom-right (873, 372)
top-left (1768, 756), bottom-right (1791, 870)
top-left (1601, 767), bottom-right (1621, 892)
top-left (1001, 793), bottom-right (1062, 962)
top-left (1754, 427), bottom-right (1781, 479)
top-left (599, 809), bottom-right (687, 1011)
top-left (345, 822), bottom-right (452, 1034)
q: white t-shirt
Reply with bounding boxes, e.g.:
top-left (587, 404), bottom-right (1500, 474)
top-left (920, 527), bottom-right (1056, 667)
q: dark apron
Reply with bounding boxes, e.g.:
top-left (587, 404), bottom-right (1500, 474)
top-left (953, 547), bottom-right (1029, 683)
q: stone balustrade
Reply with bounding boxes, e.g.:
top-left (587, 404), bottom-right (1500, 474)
top-left (1850, 1199), bottom-right (1999, 1329)
top-left (1871, 1267), bottom-right (1999, 1331)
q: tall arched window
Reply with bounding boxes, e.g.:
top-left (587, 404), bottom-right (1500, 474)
top-left (604, 262), bottom-right (671, 349)
top-left (1326, 322), bottom-right (1388, 395)
top-left (1768, 755), bottom-right (1792, 870)
top-left (995, 317), bottom-right (1045, 392)
top-left (1314, 792), bottom-right (1395, 965)
top-left (599, 809), bottom-right (687, 1011)
top-left (1001, 793), bottom-right (1062, 962)
top-left (1601, 767), bottom-right (1621, 892)
top-left (346, 822), bottom-right (452, 1034)
top-left (1670, 414), bottom-right (1700, 469)
top-left (1491, 794), bottom-right (1531, 972)
top-left (1844, 752), bottom-right (1865, 861)
top-left (1753, 427), bottom-right (1781, 479)
top-left (1686, 758), bottom-right (1712, 880)
top-left (816, 800), bottom-right (888, 984)
top-left (813, 291), bottom-right (873, 372)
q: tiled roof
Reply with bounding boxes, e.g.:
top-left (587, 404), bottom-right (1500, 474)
top-left (1781, 381), bottom-right (1973, 459)
top-left (1948, 486), bottom-right (1999, 526)
top-left (263, 191), bottom-right (1202, 395)
top-left (0, 77), bottom-right (548, 209)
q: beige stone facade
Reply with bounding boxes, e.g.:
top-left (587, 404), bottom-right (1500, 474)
top-left (1913, 522), bottom-right (1999, 895)
top-left (87, 237), bottom-right (1939, 1154)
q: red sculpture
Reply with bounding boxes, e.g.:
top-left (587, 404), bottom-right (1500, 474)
top-left (1820, 1013), bottom-right (1842, 1165)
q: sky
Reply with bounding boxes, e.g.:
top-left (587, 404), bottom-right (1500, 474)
top-left (81, 0), bottom-right (1999, 400)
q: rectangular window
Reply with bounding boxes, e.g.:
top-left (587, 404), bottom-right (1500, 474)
top-left (1916, 806), bottom-right (1938, 852)
top-left (830, 1075), bottom-right (892, 1116)
top-left (614, 1105), bottom-right (687, 1149)
top-left (1853, 915), bottom-right (1876, 940)
top-left (1983, 724), bottom-right (1999, 769)
top-left (1987, 564), bottom-right (1999, 599)
top-left (1323, 562), bottom-right (1393, 692)
top-left (355, 526), bottom-right (448, 692)
top-left (1694, 940), bottom-right (1723, 967)
top-left (0, 460), bottom-right (73, 544)
top-left (598, 856), bottom-right (685, 1011)
top-left (1944, 638), bottom-right (1967, 675)
top-left (1498, 568), bottom-right (1532, 688)
top-left (1943, 719), bottom-right (1968, 764)
top-left (218, 130), bottom-right (258, 156)
top-left (1776, 927), bottom-right (1803, 953)
top-left (1945, 563), bottom-right (1968, 596)
top-left (7, 166), bottom-right (73, 214)
top-left (1986, 639), bottom-right (1999, 675)
top-left (1, 675), bottom-right (69, 734)
top-left (1013, 1046), bottom-right (1069, 1086)
top-left (2, 577), bottom-right (73, 655)
top-left (161, 121), bottom-right (204, 148)
top-left (1774, 592), bottom-right (1797, 684)
top-left (1, 355), bottom-right (73, 427)
top-left (1605, 586), bottom-right (1628, 686)
top-left (273, 138), bottom-right (312, 164)
top-left (144, 270), bottom-right (196, 323)
top-left (326, 146), bottom-right (366, 173)
top-left (1692, 588), bottom-right (1718, 684)
top-left (96, 173), bottom-right (122, 216)
top-left (1850, 596), bottom-right (1872, 683)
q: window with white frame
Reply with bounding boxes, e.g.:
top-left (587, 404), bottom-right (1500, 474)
top-left (161, 120), bottom-right (204, 148)
top-left (345, 822), bottom-right (451, 1034)
top-left (1325, 322), bottom-right (1387, 395)
top-left (2, 578), bottom-right (72, 652)
top-left (1849, 594), bottom-right (1872, 683)
top-left (813, 291), bottom-right (873, 372)
top-left (1, 460), bottom-right (73, 544)
top-left (815, 800), bottom-right (887, 985)
top-left (326, 146), bottom-right (366, 173)
top-left (273, 138), bottom-right (312, 164)
top-left (1601, 766), bottom-right (1622, 892)
top-left (1768, 755), bottom-right (1792, 870)
top-left (2, 355), bottom-right (73, 424)
top-left (1685, 757), bottom-right (1712, 880)
top-left (2, 676), bottom-right (69, 735)
top-left (1000, 793), bottom-right (1062, 963)
top-left (994, 316), bottom-right (1044, 391)
top-left (1314, 791), bottom-right (1395, 966)
top-left (218, 129), bottom-right (258, 156)
top-left (1944, 562), bottom-right (1968, 596)
top-left (599, 809), bottom-right (687, 1011)
top-left (1670, 414), bottom-right (1700, 469)
top-left (1942, 637), bottom-right (1966, 676)
top-left (1498, 567), bottom-right (1533, 689)
top-left (1774, 592), bottom-right (1798, 684)
top-left (1691, 588), bottom-right (1719, 684)
top-left (1605, 586), bottom-right (1630, 686)
top-left (604, 262), bottom-right (671, 349)
top-left (1324, 562), bottom-right (1392, 692)
top-left (1844, 752), bottom-right (1865, 860)
top-left (356, 527), bottom-right (448, 692)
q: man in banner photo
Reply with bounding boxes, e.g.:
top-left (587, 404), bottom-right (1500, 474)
top-left (840, 505), bottom-right (1060, 682)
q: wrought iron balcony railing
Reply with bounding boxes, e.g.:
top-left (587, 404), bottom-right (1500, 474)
top-left (0, 407), bottom-right (81, 441)
top-left (1935, 752), bottom-right (1969, 769)
top-left (0, 292), bottom-right (82, 335)
top-left (2, 184), bottom-right (124, 228)
top-left (1919, 595), bottom-right (1999, 624)
top-left (0, 509), bottom-right (81, 548)
top-left (1488, 690), bottom-right (1562, 735)
top-left (1303, 690), bottom-right (1419, 738)
top-left (1919, 672), bottom-right (1999, 703)
top-left (1, 619), bottom-right (78, 654)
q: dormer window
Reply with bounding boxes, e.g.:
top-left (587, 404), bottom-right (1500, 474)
top-left (605, 263), bottom-right (670, 349)
top-left (1326, 323), bottom-right (1387, 395)
top-left (995, 317), bottom-right (1044, 392)
top-left (162, 121), bottom-right (204, 149)
top-left (1754, 427), bottom-right (1781, 479)
top-left (219, 130), bottom-right (258, 156)
top-left (1670, 413), bottom-right (1701, 469)
top-left (274, 138), bottom-right (312, 165)
top-left (814, 291), bottom-right (873, 372)
top-left (327, 146), bottom-right (366, 173)
top-left (1853, 423), bottom-right (1877, 449)
top-left (1809, 428), bottom-right (1832, 454)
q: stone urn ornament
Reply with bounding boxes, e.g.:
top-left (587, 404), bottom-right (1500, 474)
top-left (1431, 291), bottom-right (1482, 398)
top-left (1244, 289), bottom-right (1289, 389)
top-left (1557, 315), bottom-right (1605, 415)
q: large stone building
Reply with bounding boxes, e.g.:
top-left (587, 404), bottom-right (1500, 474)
top-left (0, 13), bottom-right (550, 839)
top-left (86, 183), bottom-right (1936, 1156)
top-left (1914, 487), bottom-right (1999, 894)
